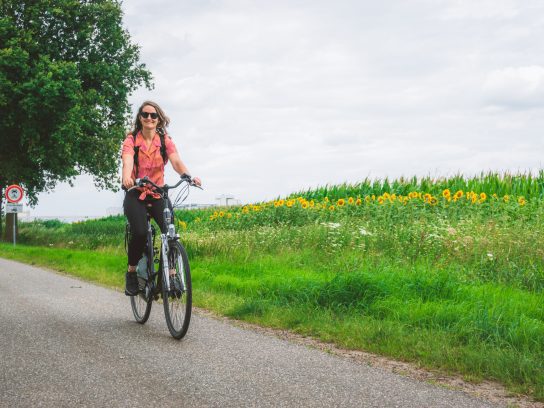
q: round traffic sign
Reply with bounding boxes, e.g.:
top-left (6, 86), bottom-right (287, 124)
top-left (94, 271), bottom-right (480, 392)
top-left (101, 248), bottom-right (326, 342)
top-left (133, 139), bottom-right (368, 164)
top-left (5, 185), bottom-right (24, 203)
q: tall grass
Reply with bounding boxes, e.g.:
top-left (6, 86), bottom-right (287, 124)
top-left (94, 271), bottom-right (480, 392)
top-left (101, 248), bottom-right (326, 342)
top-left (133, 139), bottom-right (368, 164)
top-left (292, 171), bottom-right (544, 201)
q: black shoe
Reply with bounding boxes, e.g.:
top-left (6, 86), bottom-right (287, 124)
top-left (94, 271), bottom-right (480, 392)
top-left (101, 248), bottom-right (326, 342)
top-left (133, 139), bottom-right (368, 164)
top-left (125, 272), bottom-right (139, 296)
top-left (169, 275), bottom-right (183, 297)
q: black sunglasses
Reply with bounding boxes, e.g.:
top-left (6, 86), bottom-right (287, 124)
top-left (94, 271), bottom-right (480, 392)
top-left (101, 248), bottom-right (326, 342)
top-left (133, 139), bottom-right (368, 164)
top-left (140, 111), bottom-right (158, 119)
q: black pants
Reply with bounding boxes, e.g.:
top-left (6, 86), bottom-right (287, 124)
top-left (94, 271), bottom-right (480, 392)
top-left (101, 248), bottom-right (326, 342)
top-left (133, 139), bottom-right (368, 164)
top-left (123, 190), bottom-right (172, 266)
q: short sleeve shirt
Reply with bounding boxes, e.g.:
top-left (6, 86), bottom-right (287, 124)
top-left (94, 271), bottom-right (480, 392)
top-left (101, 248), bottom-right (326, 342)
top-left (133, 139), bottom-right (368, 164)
top-left (122, 131), bottom-right (177, 199)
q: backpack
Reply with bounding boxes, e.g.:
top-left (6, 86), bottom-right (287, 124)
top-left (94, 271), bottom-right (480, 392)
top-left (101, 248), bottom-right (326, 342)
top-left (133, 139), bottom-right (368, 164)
top-left (131, 128), bottom-right (168, 175)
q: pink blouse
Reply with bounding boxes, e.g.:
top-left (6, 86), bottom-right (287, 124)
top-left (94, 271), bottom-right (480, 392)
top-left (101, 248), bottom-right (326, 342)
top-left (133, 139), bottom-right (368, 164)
top-left (122, 131), bottom-right (177, 199)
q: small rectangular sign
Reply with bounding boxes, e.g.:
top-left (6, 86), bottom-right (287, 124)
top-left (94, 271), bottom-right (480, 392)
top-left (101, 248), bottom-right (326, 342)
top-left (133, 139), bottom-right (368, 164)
top-left (6, 203), bottom-right (23, 213)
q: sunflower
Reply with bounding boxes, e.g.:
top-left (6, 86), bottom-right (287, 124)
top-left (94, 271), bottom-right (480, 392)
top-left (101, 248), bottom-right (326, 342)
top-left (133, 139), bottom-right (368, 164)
top-left (286, 200), bottom-right (294, 208)
top-left (337, 198), bottom-right (346, 207)
top-left (357, 198), bottom-right (363, 205)
top-left (227, 213), bottom-right (232, 218)
top-left (377, 196), bottom-right (385, 205)
top-left (442, 189), bottom-right (451, 198)
top-left (329, 205), bottom-right (335, 211)
top-left (429, 197), bottom-right (438, 206)
top-left (518, 196), bottom-right (527, 206)
top-left (423, 193), bottom-right (432, 203)
top-left (503, 195), bottom-right (510, 203)
top-left (348, 197), bottom-right (355, 205)
top-left (479, 192), bottom-right (487, 201)
top-left (302, 201), bottom-right (309, 209)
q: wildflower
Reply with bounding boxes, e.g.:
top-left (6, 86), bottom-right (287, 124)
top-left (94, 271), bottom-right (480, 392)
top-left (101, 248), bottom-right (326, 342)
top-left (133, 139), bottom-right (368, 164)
top-left (348, 197), bottom-right (355, 205)
top-left (286, 200), bottom-right (294, 208)
top-left (227, 213), bottom-right (232, 219)
top-left (442, 189), bottom-right (451, 198)
top-left (302, 201), bottom-right (309, 209)
top-left (479, 192), bottom-right (487, 201)
top-left (503, 195), bottom-right (510, 203)
top-left (242, 206), bottom-right (249, 214)
top-left (324, 197), bottom-right (330, 203)
top-left (309, 200), bottom-right (315, 207)
top-left (518, 196), bottom-right (527, 206)
top-left (357, 198), bottom-right (363, 205)
top-left (337, 198), bottom-right (346, 207)
top-left (423, 193), bottom-right (432, 203)
top-left (359, 227), bottom-right (372, 236)
top-left (377, 196), bottom-right (385, 205)
top-left (213, 211), bottom-right (219, 217)
top-left (487, 252), bottom-right (494, 261)
top-left (454, 190), bottom-right (463, 200)
top-left (219, 211), bottom-right (225, 217)
top-left (321, 222), bottom-right (341, 229)
top-left (329, 205), bottom-right (335, 211)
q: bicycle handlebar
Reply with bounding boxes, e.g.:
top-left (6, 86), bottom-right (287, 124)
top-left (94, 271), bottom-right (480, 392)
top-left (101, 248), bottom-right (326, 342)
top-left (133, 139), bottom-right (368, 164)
top-left (126, 174), bottom-right (203, 194)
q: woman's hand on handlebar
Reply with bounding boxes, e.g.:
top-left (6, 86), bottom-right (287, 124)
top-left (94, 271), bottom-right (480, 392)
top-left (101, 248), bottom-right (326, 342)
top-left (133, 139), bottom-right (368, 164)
top-left (123, 176), bottom-right (135, 190)
top-left (192, 176), bottom-right (202, 187)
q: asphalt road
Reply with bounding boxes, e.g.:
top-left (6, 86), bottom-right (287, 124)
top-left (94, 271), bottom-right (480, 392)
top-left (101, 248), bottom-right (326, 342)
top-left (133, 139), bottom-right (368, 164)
top-left (0, 258), bottom-right (499, 408)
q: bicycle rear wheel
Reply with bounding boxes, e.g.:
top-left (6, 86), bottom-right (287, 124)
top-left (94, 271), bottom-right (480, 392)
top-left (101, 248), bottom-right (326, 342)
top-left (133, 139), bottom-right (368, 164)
top-left (163, 241), bottom-right (192, 339)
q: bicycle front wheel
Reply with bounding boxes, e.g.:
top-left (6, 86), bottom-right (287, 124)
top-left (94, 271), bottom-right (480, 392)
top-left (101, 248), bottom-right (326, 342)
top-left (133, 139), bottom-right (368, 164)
top-left (163, 241), bottom-right (192, 339)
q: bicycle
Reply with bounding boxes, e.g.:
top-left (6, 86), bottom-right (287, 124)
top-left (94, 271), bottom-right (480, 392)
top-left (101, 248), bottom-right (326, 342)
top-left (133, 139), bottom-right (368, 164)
top-left (124, 174), bottom-right (201, 339)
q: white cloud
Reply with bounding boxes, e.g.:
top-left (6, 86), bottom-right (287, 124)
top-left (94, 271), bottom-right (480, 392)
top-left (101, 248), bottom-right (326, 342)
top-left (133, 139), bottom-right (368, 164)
top-left (483, 66), bottom-right (544, 108)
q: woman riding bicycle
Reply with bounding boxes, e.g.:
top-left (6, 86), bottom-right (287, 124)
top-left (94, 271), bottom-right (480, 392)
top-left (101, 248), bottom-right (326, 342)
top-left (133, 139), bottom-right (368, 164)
top-left (122, 100), bottom-right (201, 296)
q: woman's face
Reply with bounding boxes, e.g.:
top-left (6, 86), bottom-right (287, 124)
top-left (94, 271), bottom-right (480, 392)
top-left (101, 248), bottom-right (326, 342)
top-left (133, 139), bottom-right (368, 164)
top-left (139, 105), bottom-right (159, 131)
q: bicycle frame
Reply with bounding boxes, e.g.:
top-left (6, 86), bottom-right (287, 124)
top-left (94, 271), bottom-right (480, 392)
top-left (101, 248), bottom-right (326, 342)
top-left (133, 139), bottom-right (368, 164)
top-left (127, 175), bottom-right (194, 293)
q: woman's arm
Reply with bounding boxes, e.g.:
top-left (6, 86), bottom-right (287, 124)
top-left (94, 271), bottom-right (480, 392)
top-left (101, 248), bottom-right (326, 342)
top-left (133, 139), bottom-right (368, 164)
top-left (122, 154), bottom-right (135, 189)
top-left (169, 152), bottom-right (201, 186)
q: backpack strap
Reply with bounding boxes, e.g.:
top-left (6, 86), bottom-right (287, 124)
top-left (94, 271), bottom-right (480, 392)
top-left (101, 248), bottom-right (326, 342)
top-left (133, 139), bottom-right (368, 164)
top-left (157, 128), bottom-right (168, 164)
top-left (131, 131), bottom-right (140, 175)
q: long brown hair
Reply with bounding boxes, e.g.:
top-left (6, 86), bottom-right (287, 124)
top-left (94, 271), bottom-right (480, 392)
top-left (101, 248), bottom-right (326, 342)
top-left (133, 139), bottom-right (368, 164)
top-left (131, 100), bottom-right (170, 135)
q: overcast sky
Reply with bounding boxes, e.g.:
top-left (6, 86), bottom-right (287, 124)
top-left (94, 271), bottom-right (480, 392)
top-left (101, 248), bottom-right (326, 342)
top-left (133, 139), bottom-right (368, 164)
top-left (28, 0), bottom-right (544, 217)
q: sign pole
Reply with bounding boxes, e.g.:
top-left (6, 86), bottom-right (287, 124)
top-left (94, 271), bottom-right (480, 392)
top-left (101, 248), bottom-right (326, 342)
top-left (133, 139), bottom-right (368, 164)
top-left (12, 213), bottom-right (16, 246)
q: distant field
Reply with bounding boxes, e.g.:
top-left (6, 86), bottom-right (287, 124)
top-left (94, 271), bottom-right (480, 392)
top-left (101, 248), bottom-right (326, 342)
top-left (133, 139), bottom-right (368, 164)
top-left (6, 171), bottom-right (544, 401)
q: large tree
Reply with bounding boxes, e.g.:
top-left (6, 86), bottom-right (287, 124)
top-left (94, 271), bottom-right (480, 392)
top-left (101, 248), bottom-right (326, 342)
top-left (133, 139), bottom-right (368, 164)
top-left (0, 0), bottom-right (152, 235)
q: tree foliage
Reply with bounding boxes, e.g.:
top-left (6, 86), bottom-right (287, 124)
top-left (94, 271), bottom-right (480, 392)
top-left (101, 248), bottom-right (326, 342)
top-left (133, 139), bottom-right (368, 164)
top-left (0, 0), bottom-right (152, 205)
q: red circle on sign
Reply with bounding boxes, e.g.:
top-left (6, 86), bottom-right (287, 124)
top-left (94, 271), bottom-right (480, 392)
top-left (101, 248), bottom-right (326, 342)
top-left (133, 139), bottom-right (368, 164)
top-left (5, 185), bottom-right (24, 203)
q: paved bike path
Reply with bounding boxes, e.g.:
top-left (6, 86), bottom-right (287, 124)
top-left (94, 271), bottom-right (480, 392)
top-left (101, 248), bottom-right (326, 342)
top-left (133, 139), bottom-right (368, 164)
top-left (0, 258), bottom-right (499, 407)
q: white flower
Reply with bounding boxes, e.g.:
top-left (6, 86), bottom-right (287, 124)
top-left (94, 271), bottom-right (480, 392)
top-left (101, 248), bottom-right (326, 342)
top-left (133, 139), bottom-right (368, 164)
top-left (321, 222), bottom-right (341, 229)
top-left (359, 228), bottom-right (372, 236)
top-left (487, 253), bottom-right (494, 260)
